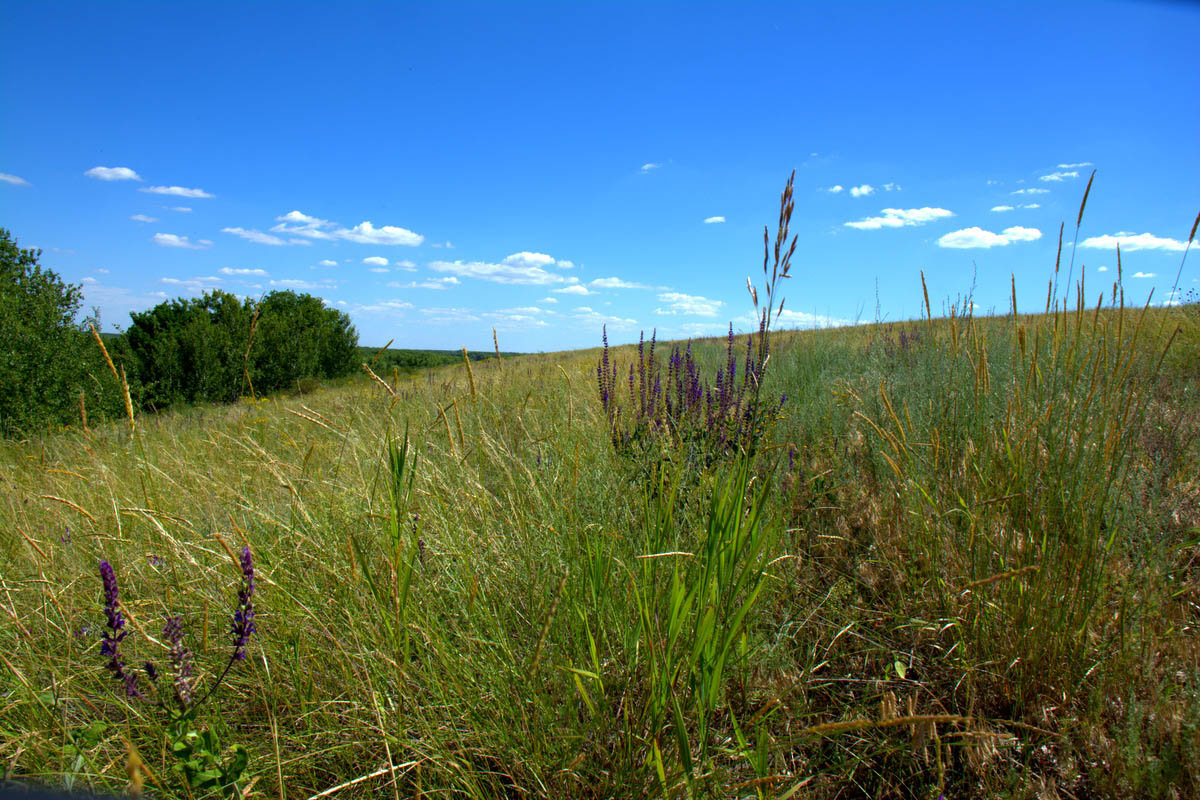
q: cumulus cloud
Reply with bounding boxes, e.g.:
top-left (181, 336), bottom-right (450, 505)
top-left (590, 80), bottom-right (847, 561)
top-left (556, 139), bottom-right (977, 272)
top-left (0, 173), bottom-right (31, 186)
top-left (219, 267), bottom-right (268, 276)
top-left (1131, 271), bottom-right (1157, 279)
top-left (541, 297), bottom-right (558, 303)
top-left (991, 205), bottom-right (1015, 212)
top-left (640, 162), bottom-right (660, 173)
top-left (161, 276), bottom-right (223, 293)
top-left (393, 259), bottom-right (417, 271)
top-left (140, 185), bottom-right (214, 198)
top-left (553, 284), bottom-right (591, 295)
top-left (418, 307), bottom-right (481, 324)
top-left (937, 226), bottom-right (1043, 249)
top-left (169, 206), bottom-right (192, 213)
top-left (704, 216), bottom-right (726, 224)
top-left (222, 227), bottom-right (294, 246)
top-left (590, 277), bottom-right (651, 290)
top-left (1011, 188), bottom-right (1049, 195)
top-left (363, 256), bottom-right (388, 266)
top-left (431, 256), bottom-right (577, 285)
top-left (844, 207), bottom-right (954, 230)
top-left (882, 182), bottom-right (901, 192)
top-left (356, 299), bottom-right (414, 314)
top-left (85, 166), bottom-right (142, 181)
top-left (368, 267), bottom-right (389, 273)
top-left (1057, 162), bottom-right (1092, 169)
top-left (270, 211), bottom-right (422, 246)
top-left (1040, 171), bottom-right (1079, 182)
top-left (339, 221), bottom-right (423, 246)
top-left (387, 278), bottom-right (459, 290)
top-left (130, 214), bottom-right (158, 223)
top-left (152, 233), bottom-right (212, 249)
top-left (655, 291), bottom-right (723, 317)
top-left (1080, 232), bottom-right (1194, 252)
top-left (826, 185), bottom-right (844, 194)
top-left (850, 184), bottom-right (875, 198)
top-left (1022, 203), bottom-right (1041, 209)
top-left (1096, 266), bottom-right (1109, 272)
top-left (503, 251), bottom-right (556, 269)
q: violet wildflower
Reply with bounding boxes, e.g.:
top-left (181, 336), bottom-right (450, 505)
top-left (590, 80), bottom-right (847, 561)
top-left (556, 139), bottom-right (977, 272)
top-left (98, 560), bottom-right (142, 698)
top-left (230, 547), bottom-right (256, 661)
top-left (164, 615), bottom-right (195, 709)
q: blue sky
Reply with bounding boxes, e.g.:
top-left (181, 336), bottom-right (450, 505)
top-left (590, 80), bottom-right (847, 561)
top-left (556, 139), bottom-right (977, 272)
top-left (2, 1), bottom-right (1197, 351)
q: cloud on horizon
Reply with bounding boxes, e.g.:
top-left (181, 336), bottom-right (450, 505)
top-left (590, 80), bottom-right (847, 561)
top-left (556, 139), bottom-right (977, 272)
top-left (845, 207), bottom-right (954, 230)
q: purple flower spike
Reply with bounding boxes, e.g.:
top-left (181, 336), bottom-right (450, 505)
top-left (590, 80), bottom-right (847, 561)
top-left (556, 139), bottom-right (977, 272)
top-left (230, 547), bottom-right (256, 661)
top-left (98, 560), bottom-right (142, 698)
top-left (164, 615), bottom-right (195, 709)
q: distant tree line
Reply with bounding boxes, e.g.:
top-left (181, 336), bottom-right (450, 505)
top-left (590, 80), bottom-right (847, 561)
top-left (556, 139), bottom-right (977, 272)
top-left (0, 227), bottom-right (359, 436)
top-left (363, 346), bottom-right (516, 374)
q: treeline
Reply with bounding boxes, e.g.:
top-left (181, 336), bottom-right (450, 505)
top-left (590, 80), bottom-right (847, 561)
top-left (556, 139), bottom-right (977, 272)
top-left (363, 345), bottom-right (518, 374)
top-left (1, 228), bottom-right (358, 436)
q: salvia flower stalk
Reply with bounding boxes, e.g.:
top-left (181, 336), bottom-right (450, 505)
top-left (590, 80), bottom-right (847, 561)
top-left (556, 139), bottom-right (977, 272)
top-left (98, 560), bottom-right (142, 699)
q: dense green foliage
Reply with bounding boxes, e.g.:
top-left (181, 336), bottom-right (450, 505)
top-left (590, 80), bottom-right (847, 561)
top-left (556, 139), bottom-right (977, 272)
top-left (1, 227), bottom-right (360, 434)
top-left (362, 345), bottom-right (515, 373)
top-left (127, 290), bottom-right (358, 409)
top-left (0, 229), bottom-right (128, 435)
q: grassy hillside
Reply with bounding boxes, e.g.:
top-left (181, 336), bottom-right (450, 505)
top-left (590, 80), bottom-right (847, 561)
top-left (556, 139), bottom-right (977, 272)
top-left (2, 293), bottom-right (1198, 798)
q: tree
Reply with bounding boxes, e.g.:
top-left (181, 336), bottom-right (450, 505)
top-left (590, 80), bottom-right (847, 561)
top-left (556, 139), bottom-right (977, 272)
top-left (0, 229), bottom-right (85, 434)
top-left (251, 291), bottom-right (358, 391)
top-left (127, 290), bottom-right (255, 408)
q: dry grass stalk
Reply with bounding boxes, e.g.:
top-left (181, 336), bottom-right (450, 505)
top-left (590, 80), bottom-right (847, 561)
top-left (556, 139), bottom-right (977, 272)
top-left (462, 346), bottom-right (478, 401)
top-left (493, 328), bottom-right (503, 367)
top-left (38, 494), bottom-right (98, 524)
top-left (362, 362), bottom-right (398, 399)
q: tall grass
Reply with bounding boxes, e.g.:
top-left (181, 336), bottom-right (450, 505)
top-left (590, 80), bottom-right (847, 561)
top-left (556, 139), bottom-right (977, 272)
top-left (1, 179), bottom-right (1198, 798)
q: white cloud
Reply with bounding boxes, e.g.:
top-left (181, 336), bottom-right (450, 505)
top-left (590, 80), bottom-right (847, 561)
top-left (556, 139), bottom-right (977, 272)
top-left (140, 185), bottom-right (214, 198)
top-left (1012, 188), bottom-right (1049, 195)
top-left (339, 221), bottom-right (423, 246)
top-left (272, 210), bottom-right (337, 240)
top-left (85, 166), bottom-right (142, 181)
top-left (590, 277), bottom-right (650, 289)
top-left (571, 307), bottom-right (638, 329)
top-left (541, 296), bottom-right (558, 303)
top-left (1022, 203), bottom-right (1041, 209)
top-left (503, 251), bottom-right (557, 269)
top-left (393, 259), bottom-right (417, 271)
top-left (845, 207), bottom-right (954, 230)
top-left (81, 276), bottom-right (98, 284)
top-left (1080, 232), bottom-right (1194, 252)
top-left (986, 180), bottom-right (1000, 186)
top-left (94, 268), bottom-right (110, 274)
top-left (368, 267), bottom-right (389, 273)
top-left (317, 259), bottom-right (337, 267)
top-left (553, 284), bottom-right (591, 295)
top-left (222, 227), bottom-right (292, 246)
top-left (269, 278), bottom-right (337, 290)
top-left (655, 291), bottom-right (723, 317)
top-left (220, 267), bottom-right (268, 276)
top-left (387, 277), bottom-right (460, 290)
top-left (557, 259), bottom-right (575, 268)
top-left (355, 299), bottom-right (414, 314)
top-left (1131, 271), bottom-right (1157, 279)
top-left (161, 276), bottom-right (223, 293)
top-left (1097, 266), bottom-right (1109, 272)
top-left (826, 185), bottom-right (844, 194)
top-left (363, 256), bottom-right (388, 266)
top-left (937, 226), bottom-right (1043, 249)
top-left (431, 258), bottom-right (574, 285)
top-left (152, 233), bottom-right (212, 249)
top-left (130, 214), bottom-right (158, 223)
top-left (0, 173), bottom-right (31, 186)
top-left (991, 205), bottom-right (1014, 212)
top-left (1040, 171), bottom-right (1079, 182)
top-left (882, 182), bottom-right (900, 192)
top-left (640, 162), bottom-right (660, 173)
top-left (418, 306), bottom-right (480, 323)
top-left (1057, 162), bottom-right (1092, 169)
top-left (850, 184), bottom-right (875, 198)
top-left (704, 216), bottom-right (726, 224)
top-left (169, 206), bottom-right (192, 213)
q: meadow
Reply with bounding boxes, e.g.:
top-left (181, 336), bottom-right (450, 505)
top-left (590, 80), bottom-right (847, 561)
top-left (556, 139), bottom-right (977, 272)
top-left (2, 194), bottom-right (1199, 798)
